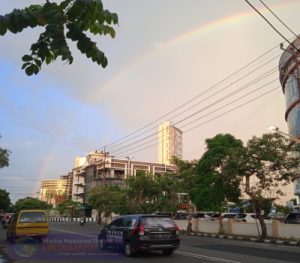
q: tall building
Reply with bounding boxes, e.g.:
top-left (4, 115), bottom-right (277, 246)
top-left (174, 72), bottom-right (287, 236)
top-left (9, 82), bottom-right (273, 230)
top-left (39, 176), bottom-right (69, 206)
top-left (157, 121), bottom-right (183, 164)
top-left (279, 36), bottom-right (300, 204)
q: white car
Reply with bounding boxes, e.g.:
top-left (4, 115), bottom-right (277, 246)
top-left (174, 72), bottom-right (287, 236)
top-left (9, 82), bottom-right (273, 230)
top-left (234, 213), bottom-right (272, 223)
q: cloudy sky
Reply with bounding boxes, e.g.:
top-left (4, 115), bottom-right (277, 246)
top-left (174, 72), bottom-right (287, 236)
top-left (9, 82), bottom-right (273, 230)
top-left (1, 0), bottom-right (299, 202)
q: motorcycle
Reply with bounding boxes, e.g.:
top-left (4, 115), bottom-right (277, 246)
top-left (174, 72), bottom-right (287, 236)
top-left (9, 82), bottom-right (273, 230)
top-left (79, 217), bottom-right (86, 226)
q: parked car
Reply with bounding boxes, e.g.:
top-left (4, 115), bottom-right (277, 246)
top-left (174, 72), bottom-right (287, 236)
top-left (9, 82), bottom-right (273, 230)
top-left (221, 213), bottom-right (238, 222)
top-left (174, 212), bottom-right (188, 220)
top-left (284, 212), bottom-right (300, 224)
top-left (98, 214), bottom-right (180, 256)
top-left (155, 212), bottom-right (173, 218)
top-left (192, 212), bottom-right (212, 220)
top-left (6, 210), bottom-right (49, 243)
top-left (234, 213), bottom-right (271, 223)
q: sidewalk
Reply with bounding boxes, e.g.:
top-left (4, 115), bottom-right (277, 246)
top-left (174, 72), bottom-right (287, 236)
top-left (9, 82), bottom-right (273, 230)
top-left (188, 231), bottom-right (300, 246)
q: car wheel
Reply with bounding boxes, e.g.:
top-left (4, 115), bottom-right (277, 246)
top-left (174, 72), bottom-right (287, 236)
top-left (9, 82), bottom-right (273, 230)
top-left (124, 242), bottom-right (135, 257)
top-left (162, 249), bottom-right (174, 256)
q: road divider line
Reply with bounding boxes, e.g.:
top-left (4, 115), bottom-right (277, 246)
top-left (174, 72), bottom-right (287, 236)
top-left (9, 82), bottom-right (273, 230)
top-left (175, 250), bottom-right (241, 263)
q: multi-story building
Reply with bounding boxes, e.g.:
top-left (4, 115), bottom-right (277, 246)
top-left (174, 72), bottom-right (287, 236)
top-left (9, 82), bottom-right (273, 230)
top-left (157, 121), bottom-right (183, 165)
top-left (39, 176), bottom-right (70, 206)
top-left (279, 36), bottom-right (300, 204)
top-left (71, 151), bottom-right (105, 203)
top-left (84, 154), bottom-right (177, 203)
top-left (56, 149), bottom-right (177, 205)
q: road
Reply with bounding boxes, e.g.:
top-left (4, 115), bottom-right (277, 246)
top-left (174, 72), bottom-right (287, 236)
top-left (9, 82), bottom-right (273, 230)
top-left (0, 222), bottom-right (300, 263)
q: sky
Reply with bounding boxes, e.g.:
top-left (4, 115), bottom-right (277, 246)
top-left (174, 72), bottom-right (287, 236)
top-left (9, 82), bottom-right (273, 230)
top-left (1, 0), bottom-right (300, 203)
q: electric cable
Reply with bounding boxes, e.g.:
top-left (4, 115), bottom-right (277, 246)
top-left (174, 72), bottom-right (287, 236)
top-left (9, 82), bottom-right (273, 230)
top-left (113, 76), bottom-right (278, 157)
top-left (258, 0), bottom-right (300, 41)
top-left (107, 53), bottom-right (281, 153)
top-left (117, 86), bottom-right (279, 158)
top-left (101, 42), bottom-right (282, 151)
top-left (244, 0), bottom-right (300, 52)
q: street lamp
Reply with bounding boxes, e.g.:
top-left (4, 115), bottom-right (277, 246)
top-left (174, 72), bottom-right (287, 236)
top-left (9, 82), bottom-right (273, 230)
top-left (268, 126), bottom-right (300, 143)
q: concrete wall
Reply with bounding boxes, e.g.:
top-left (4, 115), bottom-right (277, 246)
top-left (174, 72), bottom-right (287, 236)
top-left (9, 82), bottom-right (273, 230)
top-left (186, 219), bottom-right (300, 239)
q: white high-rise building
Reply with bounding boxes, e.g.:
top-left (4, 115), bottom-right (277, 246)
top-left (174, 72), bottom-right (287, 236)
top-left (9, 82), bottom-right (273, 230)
top-left (158, 121), bottom-right (183, 164)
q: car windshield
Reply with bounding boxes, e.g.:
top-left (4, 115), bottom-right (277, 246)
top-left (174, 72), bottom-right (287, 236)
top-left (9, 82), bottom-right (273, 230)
top-left (19, 212), bottom-right (47, 223)
top-left (141, 217), bottom-right (176, 228)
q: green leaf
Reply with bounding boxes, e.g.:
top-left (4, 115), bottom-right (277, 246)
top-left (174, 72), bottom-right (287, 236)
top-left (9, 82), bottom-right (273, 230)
top-left (45, 56), bottom-right (52, 65)
top-left (22, 55), bottom-right (33, 62)
top-left (21, 62), bottom-right (31, 69)
top-left (25, 65), bottom-right (34, 76)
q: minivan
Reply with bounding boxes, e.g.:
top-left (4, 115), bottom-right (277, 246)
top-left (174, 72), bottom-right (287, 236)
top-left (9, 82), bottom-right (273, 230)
top-left (6, 209), bottom-right (49, 242)
top-left (98, 214), bottom-right (180, 256)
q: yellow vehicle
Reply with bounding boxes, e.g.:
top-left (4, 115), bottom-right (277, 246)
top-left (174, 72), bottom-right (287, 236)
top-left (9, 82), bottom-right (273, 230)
top-left (6, 209), bottom-right (49, 242)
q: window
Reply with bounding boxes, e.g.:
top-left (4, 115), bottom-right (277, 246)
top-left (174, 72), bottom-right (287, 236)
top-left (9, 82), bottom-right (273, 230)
top-left (109, 218), bottom-right (123, 228)
top-left (19, 212), bottom-right (47, 223)
top-left (141, 217), bottom-right (176, 228)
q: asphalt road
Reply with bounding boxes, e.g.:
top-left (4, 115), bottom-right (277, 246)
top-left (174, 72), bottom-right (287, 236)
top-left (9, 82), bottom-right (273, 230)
top-left (1, 222), bottom-right (300, 263)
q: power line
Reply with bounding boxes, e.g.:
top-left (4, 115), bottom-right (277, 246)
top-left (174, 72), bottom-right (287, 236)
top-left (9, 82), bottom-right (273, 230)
top-left (258, 0), bottom-right (300, 40)
top-left (112, 67), bottom-right (277, 156)
top-left (113, 74), bottom-right (278, 157)
top-left (115, 80), bottom-right (277, 158)
top-left (117, 86), bottom-right (279, 158)
top-left (244, 0), bottom-right (300, 52)
top-left (102, 42), bottom-right (281, 151)
top-left (107, 52), bottom-right (281, 154)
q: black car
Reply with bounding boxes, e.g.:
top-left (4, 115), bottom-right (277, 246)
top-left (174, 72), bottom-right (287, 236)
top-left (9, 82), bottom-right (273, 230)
top-left (98, 214), bottom-right (180, 257)
top-left (284, 212), bottom-right (300, 224)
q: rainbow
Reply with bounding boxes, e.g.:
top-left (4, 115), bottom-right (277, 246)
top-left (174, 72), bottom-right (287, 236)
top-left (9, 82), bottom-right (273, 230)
top-left (101, 0), bottom-right (298, 93)
top-left (33, 150), bottom-right (55, 198)
top-left (34, 0), bottom-right (298, 196)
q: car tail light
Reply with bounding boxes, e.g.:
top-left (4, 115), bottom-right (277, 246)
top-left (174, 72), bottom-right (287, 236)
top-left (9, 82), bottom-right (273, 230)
top-left (175, 224), bottom-right (180, 235)
top-left (138, 224), bottom-right (145, 236)
top-left (130, 226), bottom-right (136, 237)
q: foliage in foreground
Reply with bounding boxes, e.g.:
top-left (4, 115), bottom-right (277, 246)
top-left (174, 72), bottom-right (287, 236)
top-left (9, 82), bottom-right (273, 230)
top-left (0, 0), bottom-right (118, 75)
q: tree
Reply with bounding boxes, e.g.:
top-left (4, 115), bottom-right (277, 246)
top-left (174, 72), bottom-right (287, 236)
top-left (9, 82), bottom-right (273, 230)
top-left (190, 134), bottom-right (243, 234)
top-left (0, 0), bottom-right (118, 75)
top-left (0, 189), bottom-right (11, 210)
top-left (125, 171), bottom-right (161, 214)
top-left (225, 133), bottom-right (300, 239)
top-left (0, 136), bottom-right (10, 168)
top-left (156, 172), bottom-right (182, 214)
top-left (87, 184), bottom-right (125, 224)
top-left (14, 197), bottom-right (49, 211)
top-left (56, 199), bottom-right (81, 217)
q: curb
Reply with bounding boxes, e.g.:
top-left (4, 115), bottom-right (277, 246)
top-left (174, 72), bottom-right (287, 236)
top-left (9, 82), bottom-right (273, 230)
top-left (188, 232), bottom-right (300, 246)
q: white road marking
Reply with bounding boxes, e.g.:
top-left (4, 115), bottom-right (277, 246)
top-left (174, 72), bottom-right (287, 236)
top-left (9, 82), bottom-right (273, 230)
top-left (175, 250), bottom-right (241, 263)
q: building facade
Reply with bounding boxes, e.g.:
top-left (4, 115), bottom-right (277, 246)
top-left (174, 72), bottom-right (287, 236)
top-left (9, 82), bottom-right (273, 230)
top-left (279, 37), bottom-right (300, 203)
top-left (69, 150), bottom-right (177, 204)
top-left (39, 176), bottom-right (70, 206)
top-left (157, 121), bottom-right (183, 165)
top-left (84, 155), bottom-right (177, 204)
